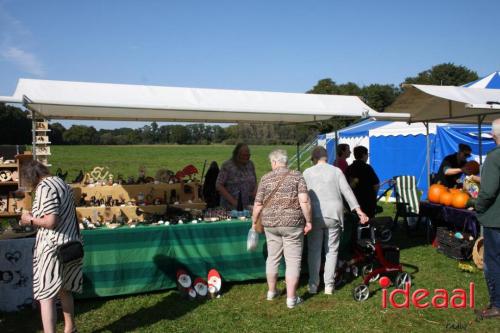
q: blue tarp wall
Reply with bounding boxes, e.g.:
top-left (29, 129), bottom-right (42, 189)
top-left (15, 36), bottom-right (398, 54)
top-left (319, 122), bottom-right (494, 198)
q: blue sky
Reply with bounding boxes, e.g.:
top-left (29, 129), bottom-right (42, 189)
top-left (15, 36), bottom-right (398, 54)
top-left (1, 0), bottom-right (499, 129)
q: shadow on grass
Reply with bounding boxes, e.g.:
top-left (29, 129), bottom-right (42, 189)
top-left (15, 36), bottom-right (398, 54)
top-left (93, 292), bottom-right (206, 332)
top-left (92, 254), bottom-right (226, 332)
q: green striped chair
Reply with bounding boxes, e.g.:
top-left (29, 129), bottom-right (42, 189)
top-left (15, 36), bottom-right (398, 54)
top-left (393, 175), bottom-right (424, 233)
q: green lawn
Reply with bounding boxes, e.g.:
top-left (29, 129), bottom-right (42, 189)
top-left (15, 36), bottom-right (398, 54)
top-left (49, 144), bottom-right (300, 182)
top-left (0, 145), bottom-right (495, 332)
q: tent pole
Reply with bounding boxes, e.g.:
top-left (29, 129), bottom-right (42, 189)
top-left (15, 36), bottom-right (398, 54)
top-left (334, 130), bottom-right (339, 163)
top-left (296, 141), bottom-right (300, 171)
top-left (425, 121), bottom-right (430, 192)
top-left (478, 115), bottom-right (485, 165)
top-left (23, 95), bottom-right (36, 160)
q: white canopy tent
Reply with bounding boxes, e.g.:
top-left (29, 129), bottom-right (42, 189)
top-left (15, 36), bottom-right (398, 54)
top-left (386, 84), bottom-right (500, 124)
top-left (0, 79), bottom-right (409, 123)
top-left (386, 83), bottom-right (500, 194)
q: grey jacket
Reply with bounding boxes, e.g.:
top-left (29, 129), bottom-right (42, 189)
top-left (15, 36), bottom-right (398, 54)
top-left (303, 163), bottom-right (360, 227)
top-left (475, 145), bottom-right (500, 228)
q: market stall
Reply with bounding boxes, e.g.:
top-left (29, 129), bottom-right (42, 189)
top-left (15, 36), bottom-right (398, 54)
top-left (0, 78), bottom-right (411, 310)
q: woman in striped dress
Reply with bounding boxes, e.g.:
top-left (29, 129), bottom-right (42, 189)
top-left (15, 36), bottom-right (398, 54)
top-left (20, 160), bottom-right (82, 333)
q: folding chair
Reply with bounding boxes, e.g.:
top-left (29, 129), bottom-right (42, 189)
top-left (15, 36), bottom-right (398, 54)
top-left (392, 175), bottom-right (426, 235)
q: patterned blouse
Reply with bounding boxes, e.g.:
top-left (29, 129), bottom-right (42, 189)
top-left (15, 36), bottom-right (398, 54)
top-left (255, 167), bottom-right (308, 228)
top-left (216, 159), bottom-right (257, 209)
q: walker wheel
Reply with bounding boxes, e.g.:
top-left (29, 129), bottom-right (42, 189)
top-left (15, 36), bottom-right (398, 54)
top-left (353, 284), bottom-right (370, 301)
top-left (378, 229), bottom-right (392, 243)
top-left (395, 272), bottom-right (411, 289)
top-left (362, 264), bottom-right (380, 282)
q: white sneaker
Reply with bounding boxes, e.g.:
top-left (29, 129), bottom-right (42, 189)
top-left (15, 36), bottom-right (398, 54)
top-left (324, 286), bottom-right (334, 295)
top-left (308, 285), bottom-right (318, 294)
top-left (266, 289), bottom-right (281, 301)
top-left (286, 296), bottom-right (303, 309)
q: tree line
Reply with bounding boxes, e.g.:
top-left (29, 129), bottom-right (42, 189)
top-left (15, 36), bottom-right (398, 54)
top-left (0, 63), bottom-right (478, 145)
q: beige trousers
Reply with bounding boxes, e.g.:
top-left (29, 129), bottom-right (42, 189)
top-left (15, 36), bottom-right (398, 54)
top-left (264, 226), bottom-right (304, 278)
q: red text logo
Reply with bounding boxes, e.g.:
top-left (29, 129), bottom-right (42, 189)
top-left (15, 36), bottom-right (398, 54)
top-left (379, 277), bottom-right (474, 309)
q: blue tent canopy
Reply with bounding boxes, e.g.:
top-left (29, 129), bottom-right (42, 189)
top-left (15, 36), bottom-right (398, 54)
top-left (338, 119), bottom-right (390, 138)
top-left (463, 71), bottom-right (500, 89)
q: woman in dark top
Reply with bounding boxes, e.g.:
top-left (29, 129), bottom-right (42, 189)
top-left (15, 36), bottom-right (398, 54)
top-left (19, 160), bottom-right (82, 333)
top-left (345, 146), bottom-right (380, 218)
top-left (203, 161), bottom-right (220, 208)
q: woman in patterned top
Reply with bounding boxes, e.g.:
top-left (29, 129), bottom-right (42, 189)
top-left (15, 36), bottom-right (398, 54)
top-left (252, 149), bottom-right (312, 309)
top-left (20, 160), bottom-right (82, 333)
top-left (216, 143), bottom-right (257, 209)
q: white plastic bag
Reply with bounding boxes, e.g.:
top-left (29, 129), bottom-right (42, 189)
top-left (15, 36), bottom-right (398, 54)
top-left (247, 227), bottom-right (259, 252)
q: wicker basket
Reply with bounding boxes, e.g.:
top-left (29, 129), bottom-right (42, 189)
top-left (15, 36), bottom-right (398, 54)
top-left (472, 237), bottom-right (484, 270)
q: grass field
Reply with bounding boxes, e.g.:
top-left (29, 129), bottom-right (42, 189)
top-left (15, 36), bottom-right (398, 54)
top-left (0, 145), bottom-right (496, 332)
top-left (49, 144), bottom-right (299, 182)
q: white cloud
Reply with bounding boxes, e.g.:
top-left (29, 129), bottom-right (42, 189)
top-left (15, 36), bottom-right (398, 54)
top-left (0, 2), bottom-right (45, 77)
top-left (1, 46), bottom-right (45, 76)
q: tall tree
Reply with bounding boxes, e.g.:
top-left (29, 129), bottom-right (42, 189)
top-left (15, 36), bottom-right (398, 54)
top-left (307, 78), bottom-right (340, 94)
top-left (0, 103), bottom-right (31, 144)
top-left (63, 125), bottom-right (98, 145)
top-left (404, 63), bottom-right (478, 86)
top-left (361, 84), bottom-right (401, 112)
top-left (49, 122), bottom-right (66, 144)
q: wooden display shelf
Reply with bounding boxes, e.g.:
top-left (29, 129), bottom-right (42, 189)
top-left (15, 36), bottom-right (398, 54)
top-left (76, 204), bottom-right (168, 222)
top-left (0, 212), bottom-right (21, 218)
top-left (0, 164), bottom-right (18, 168)
top-left (71, 182), bottom-right (201, 205)
top-left (0, 181), bottom-right (18, 186)
top-left (75, 202), bottom-right (206, 222)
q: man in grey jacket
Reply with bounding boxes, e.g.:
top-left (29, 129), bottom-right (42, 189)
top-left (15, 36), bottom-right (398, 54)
top-left (475, 118), bottom-right (500, 319)
top-left (303, 146), bottom-right (369, 295)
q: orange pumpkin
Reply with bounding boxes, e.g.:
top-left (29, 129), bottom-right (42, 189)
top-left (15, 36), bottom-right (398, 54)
top-left (428, 184), bottom-right (446, 203)
top-left (451, 191), bottom-right (469, 209)
top-left (449, 188), bottom-right (461, 195)
top-left (439, 191), bottom-right (453, 206)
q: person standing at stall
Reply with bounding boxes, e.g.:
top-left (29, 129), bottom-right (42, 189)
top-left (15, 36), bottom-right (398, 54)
top-left (252, 149), bottom-right (312, 309)
top-left (304, 146), bottom-right (368, 295)
top-left (19, 160), bottom-right (83, 333)
top-left (216, 143), bottom-right (257, 209)
top-left (475, 118), bottom-right (500, 319)
top-left (345, 146), bottom-right (380, 218)
top-left (333, 143), bottom-right (351, 174)
top-left (435, 143), bottom-right (472, 188)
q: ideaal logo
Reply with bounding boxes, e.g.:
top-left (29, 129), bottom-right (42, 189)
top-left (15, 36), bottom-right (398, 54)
top-left (379, 276), bottom-right (475, 309)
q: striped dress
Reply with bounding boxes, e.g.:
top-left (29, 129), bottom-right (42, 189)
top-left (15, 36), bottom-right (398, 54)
top-left (32, 176), bottom-right (83, 300)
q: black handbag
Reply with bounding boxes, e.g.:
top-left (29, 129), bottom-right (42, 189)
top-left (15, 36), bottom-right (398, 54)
top-left (57, 211), bottom-right (84, 263)
top-left (58, 241), bottom-right (84, 263)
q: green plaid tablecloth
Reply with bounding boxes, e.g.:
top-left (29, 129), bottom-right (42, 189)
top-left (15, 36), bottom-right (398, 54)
top-left (80, 218), bottom-right (354, 298)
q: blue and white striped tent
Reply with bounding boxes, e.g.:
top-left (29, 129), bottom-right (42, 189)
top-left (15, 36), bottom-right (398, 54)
top-left (463, 71), bottom-right (500, 89)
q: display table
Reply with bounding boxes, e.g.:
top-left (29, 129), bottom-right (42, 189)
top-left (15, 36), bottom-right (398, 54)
top-left (419, 201), bottom-right (480, 237)
top-left (80, 220), bottom-right (265, 298)
top-left (80, 217), bottom-right (355, 298)
top-left (0, 237), bottom-right (35, 312)
top-left (0, 217), bottom-right (356, 308)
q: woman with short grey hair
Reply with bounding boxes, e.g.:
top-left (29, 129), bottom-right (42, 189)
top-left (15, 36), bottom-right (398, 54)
top-left (252, 149), bottom-right (312, 308)
top-left (303, 146), bottom-right (369, 295)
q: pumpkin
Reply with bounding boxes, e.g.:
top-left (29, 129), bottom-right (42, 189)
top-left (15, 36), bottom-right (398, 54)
top-left (451, 191), bottom-right (470, 209)
top-left (439, 191), bottom-right (453, 206)
top-left (449, 188), bottom-right (461, 195)
top-left (428, 184), bottom-right (446, 203)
